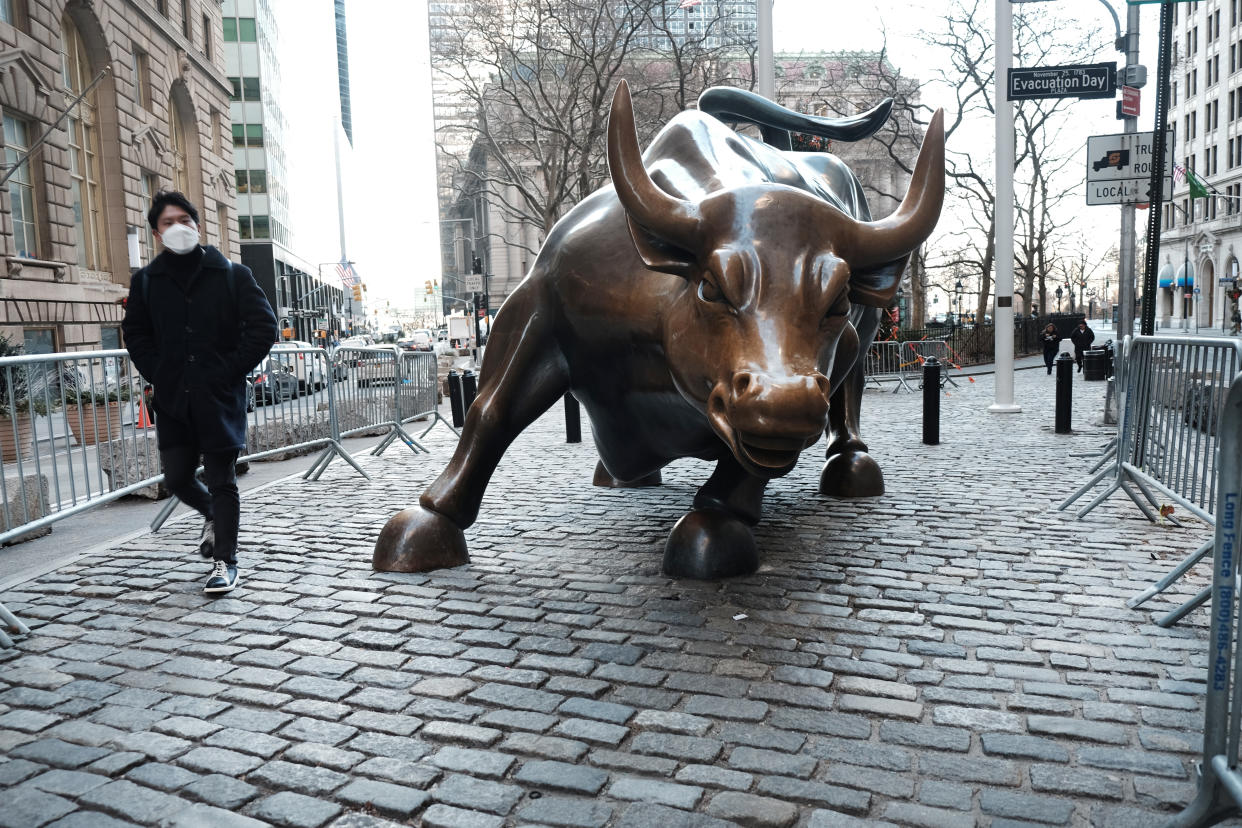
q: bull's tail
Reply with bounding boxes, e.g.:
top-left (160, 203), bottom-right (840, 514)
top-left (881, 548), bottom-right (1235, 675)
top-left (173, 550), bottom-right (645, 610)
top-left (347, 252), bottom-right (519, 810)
top-left (697, 86), bottom-right (892, 151)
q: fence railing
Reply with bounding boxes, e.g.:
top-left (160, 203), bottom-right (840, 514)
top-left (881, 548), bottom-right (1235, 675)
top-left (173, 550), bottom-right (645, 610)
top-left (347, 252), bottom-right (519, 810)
top-left (875, 316), bottom-right (1082, 366)
top-left (1058, 334), bottom-right (1242, 626)
top-left (0, 345), bottom-right (455, 548)
top-left (1168, 373), bottom-right (1242, 828)
top-left (865, 340), bottom-right (961, 391)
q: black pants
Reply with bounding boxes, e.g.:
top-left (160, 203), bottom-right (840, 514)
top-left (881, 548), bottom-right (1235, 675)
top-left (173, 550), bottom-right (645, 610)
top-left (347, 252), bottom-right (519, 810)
top-left (1043, 349), bottom-right (1057, 374)
top-left (1074, 348), bottom-right (1087, 370)
top-left (160, 447), bottom-right (240, 564)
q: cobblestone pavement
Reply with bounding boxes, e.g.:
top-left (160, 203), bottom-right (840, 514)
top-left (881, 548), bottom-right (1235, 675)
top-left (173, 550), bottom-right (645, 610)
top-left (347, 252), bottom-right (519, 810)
top-left (0, 369), bottom-right (1228, 827)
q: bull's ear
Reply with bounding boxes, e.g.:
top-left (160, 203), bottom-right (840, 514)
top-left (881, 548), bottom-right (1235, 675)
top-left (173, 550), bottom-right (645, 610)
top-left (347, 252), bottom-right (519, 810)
top-left (626, 216), bottom-right (695, 278)
top-left (848, 255), bottom-right (907, 307)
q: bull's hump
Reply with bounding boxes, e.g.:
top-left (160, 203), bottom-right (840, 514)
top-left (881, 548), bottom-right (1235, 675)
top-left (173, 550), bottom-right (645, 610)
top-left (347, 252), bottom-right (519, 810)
top-left (641, 110), bottom-right (857, 215)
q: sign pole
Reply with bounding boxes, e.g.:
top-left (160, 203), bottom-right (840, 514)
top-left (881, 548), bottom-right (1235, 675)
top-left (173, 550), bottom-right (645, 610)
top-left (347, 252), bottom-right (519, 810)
top-left (1116, 3), bottom-right (1140, 347)
top-left (1140, 1), bottom-right (1175, 336)
top-left (991, 0), bottom-right (1020, 414)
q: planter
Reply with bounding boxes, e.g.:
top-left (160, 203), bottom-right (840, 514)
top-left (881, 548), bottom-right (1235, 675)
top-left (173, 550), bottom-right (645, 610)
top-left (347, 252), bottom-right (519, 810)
top-left (0, 413), bottom-right (34, 462)
top-left (66, 402), bottom-right (124, 446)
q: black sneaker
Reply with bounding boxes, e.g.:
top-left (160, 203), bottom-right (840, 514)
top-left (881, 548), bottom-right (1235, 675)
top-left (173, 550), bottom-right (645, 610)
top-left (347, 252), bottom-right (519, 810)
top-left (204, 561), bottom-right (239, 594)
top-left (199, 520), bottom-right (215, 559)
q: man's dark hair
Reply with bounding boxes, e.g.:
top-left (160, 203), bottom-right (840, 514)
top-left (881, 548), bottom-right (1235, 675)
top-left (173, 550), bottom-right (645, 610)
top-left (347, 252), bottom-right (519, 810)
top-left (147, 191), bottom-right (199, 230)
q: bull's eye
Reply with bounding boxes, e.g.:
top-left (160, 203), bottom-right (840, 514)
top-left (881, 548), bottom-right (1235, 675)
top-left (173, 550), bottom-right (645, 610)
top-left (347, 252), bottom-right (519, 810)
top-left (820, 294), bottom-right (851, 329)
top-left (697, 279), bottom-right (728, 306)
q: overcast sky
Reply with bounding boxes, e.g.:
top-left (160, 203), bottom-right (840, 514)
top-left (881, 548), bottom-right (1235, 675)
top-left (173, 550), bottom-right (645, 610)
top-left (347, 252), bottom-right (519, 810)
top-left (277, 0), bottom-right (1166, 307)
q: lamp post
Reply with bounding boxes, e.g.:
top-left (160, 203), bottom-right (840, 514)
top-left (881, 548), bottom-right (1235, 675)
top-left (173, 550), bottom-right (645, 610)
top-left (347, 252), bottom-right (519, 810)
top-left (954, 279), bottom-right (963, 330)
top-left (895, 286), bottom-right (905, 331)
top-left (1055, 285), bottom-right (1063, 313)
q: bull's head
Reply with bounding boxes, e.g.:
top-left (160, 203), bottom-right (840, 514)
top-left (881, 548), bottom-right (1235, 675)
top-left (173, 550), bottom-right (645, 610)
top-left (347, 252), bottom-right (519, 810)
top-left (608, 81), bottom-right (944, 479)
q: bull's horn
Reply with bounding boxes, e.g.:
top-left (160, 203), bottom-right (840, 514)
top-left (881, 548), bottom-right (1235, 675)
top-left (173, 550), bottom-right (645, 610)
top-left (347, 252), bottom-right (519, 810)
top-left (844, 108), bottom-right (945, 267)
top-left (607, 80), bottom-right (700, 249)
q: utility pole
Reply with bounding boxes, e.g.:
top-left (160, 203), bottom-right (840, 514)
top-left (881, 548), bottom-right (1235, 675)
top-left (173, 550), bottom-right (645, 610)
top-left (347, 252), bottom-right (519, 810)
top-left (1116, 2), bottom-right (1140, 345)
top-left (989, 0), bottom-right (1020, 414)
top-left (757, 0), bottom-right (774, 99)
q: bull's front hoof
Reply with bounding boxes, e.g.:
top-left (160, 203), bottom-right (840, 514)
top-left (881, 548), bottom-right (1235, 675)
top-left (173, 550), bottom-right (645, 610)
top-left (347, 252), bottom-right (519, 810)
top-left (663, 509), bottom-right (759, 579)
top-left (593, 460), bottom-right (662, 488)
top-left (820, 450), bottom-right (885, 497)
top-left (373, 505), bottom-right (469, 573)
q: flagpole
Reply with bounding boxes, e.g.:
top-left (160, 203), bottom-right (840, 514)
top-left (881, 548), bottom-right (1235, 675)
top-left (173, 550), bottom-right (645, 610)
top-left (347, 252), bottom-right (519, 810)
top-left (757, 0), bottom-right (774, 100)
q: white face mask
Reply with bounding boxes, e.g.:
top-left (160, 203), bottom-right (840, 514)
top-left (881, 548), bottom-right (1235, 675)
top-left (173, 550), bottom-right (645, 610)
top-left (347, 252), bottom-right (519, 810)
top-left (160, 222), bottom-right (200, 255)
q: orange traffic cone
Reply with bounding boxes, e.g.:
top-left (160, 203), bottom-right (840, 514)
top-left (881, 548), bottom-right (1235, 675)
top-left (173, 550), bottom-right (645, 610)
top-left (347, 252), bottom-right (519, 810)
top-left (136, 398), bottom-right (153, 429)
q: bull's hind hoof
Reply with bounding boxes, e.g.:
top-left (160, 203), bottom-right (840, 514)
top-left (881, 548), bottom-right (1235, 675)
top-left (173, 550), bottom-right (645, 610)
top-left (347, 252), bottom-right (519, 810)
top-left (820, 450), bottom-right (885, 497)
top-left (663, 509), bottom-right (759, 579)
top-left (373, 506), bottom-right (469, 573)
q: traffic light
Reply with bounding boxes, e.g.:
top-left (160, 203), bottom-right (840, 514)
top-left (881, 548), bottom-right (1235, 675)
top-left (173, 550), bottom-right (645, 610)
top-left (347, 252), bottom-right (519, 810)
top-left (472, 256), bottom-right (483, 275)
top-left (424, 280), bottom-right (433, 295)
top-left (351, 285), bottom-right (362, 301)
top-left (478, 294), bottom-right (489, 313)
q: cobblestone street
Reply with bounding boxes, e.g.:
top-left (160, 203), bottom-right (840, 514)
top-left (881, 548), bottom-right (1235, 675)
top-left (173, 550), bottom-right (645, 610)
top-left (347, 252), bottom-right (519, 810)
top-left (0, 367), bottom-right (1226, 827)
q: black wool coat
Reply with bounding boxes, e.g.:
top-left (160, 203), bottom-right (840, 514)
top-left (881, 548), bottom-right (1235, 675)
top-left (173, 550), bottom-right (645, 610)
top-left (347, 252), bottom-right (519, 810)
top-left (122, 246), bottom-right (278, 451)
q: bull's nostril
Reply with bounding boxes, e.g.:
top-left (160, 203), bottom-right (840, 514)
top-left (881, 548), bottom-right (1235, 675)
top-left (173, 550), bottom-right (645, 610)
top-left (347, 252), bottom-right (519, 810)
top-left (710, 393), bottom-right (726, 415)
top-left (732, 373), bottom-right (752, 398)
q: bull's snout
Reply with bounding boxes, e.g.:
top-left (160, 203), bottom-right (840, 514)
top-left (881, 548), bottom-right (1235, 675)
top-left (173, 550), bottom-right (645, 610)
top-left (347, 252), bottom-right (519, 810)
top-left (708, 370), bottom-right (830, 475)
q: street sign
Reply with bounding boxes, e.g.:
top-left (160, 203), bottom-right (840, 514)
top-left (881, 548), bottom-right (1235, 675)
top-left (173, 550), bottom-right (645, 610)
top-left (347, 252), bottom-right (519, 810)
top-left (465, 274), bottom-right (483, 292)
top-left (1087, 177), bottom-right (1172, 205)
top-left (1120, 86), bottom-right (1140, 117)
top-left (1087, 130), bottom-right (1171, 182)
top-left (1008, 62), bottom-right (1116, 101)
top-left (1221, 277), bottom-right (1237, 285)
top-left (1194, 287), bottom-right (1202, 295)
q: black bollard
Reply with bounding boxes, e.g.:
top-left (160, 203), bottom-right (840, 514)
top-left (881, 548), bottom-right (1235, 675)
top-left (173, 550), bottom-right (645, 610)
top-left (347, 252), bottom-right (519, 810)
top-left (564, 393), bottom-right (582, 443)
top-left (461, 370), bottom-right (478, 412)
top-left (922, 356), bottom-right (940, 445)
top-left (447, 369), bottom-right (465, 427)
top-left (1055, 351), bottom-right (1074, 434)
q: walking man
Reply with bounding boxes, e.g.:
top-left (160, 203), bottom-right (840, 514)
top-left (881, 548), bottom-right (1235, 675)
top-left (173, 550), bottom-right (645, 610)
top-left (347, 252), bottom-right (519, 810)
top-left (1070, 319), bottom-right (1095, 373)
top-left (122, 192), bottom-right (278, 594)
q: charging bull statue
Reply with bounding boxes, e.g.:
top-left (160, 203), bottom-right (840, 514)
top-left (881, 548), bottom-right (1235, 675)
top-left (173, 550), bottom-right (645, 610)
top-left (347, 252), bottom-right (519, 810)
top-left (375, 81), bottom-right (944, 579)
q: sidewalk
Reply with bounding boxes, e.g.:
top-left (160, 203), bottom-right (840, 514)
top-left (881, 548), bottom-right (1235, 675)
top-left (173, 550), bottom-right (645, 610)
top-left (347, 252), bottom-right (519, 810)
top-left (0, 370), bottom-right (1222, 827)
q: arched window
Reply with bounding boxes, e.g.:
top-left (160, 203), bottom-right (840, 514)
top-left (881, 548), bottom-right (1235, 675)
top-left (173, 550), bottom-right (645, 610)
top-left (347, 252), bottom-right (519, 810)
top-left (61, 19), bottom-right (108, 270)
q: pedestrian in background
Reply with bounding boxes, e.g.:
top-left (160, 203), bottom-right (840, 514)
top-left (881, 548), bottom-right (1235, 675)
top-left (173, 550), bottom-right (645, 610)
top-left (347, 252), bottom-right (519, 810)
top-left (122, 191), bottom-right (278, 594)
top-left (1231, 306), bottom-right (1240, 336)
top-left (1070, 319), bottom-right (1095, 373)
top-left (1041, 323), bottom-right (1060, 375)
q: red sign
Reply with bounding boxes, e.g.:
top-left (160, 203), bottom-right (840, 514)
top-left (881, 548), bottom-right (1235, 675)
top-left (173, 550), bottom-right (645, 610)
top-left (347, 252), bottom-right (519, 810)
top-left (1121, 86), bottom-right (1140, 117)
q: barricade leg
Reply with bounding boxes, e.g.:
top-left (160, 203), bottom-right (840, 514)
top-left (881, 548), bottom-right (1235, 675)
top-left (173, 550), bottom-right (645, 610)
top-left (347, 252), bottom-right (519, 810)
top-left (1157, 585), bottom-right (1212, 628)
top-left (1057, 465), bottom-right (1116, 512)
top-left (1127, 537), bottom-right (1214, 609)
top-left (1074, 480), bottom-right (1122, 519)
top-left (150, 495), bottom-right (180, 532)
top-left (305, 440), bottom-right (372, 482)
top-left (1122, 475), bottom-right (1178, 524)
top-left (0, 602), bottom-right (30, 642)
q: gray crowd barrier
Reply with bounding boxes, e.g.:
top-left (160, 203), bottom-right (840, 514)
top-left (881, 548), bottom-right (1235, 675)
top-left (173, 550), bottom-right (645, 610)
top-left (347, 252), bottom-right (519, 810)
top-left (1168, 373), bottom-right (1242, 827)
top-left (0, 344), bottom-right (452, 552)
top-left (1058, 334), bottom-right (1242, 626)
top-left (865, 341), bottom-right (913, 392)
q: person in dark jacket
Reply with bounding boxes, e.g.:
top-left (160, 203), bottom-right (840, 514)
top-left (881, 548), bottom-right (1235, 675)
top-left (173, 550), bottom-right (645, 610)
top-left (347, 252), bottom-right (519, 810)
top-left (1070, 320), bottom-right (1095, 372)
top-left (122, 192), bottom-right (278, 594)
top-left (1041, 323), bottom-right (1060, 375)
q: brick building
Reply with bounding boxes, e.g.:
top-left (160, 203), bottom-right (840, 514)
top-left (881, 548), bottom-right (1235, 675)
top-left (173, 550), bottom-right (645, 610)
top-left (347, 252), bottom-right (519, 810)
top-left (0, 0), bottom-right (234, 354)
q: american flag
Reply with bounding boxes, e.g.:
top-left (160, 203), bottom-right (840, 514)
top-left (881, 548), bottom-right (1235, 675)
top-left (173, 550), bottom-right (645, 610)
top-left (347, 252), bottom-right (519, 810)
top-left (678, 0), bottom-right (702, 8)
top-left (1172, 163), bottom-right (1186, 184)
top-left (335, 258), bottom-right (360, 287)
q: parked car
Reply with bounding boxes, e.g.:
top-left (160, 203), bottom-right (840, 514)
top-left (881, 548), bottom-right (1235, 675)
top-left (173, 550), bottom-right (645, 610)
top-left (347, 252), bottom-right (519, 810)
top-left (409, 330), bottom-right (434, 352)
top-left (270, 341), bottom-right (329, 392)
top-left (248, 358), bottom-right (299, 403)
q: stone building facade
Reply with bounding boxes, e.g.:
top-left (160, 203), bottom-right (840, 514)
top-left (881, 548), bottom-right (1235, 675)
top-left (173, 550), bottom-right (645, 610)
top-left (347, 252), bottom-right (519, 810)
top-left (0, 0), bottom-right (234, 354)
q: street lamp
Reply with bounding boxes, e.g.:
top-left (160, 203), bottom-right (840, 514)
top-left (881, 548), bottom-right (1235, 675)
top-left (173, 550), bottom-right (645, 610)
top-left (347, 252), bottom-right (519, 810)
top-left (954, 279), bottom-right (963, 329)
top-left (1055, 285), bottom-right (1063, 313)
top-left (895, 286), bottom-right (905, 331)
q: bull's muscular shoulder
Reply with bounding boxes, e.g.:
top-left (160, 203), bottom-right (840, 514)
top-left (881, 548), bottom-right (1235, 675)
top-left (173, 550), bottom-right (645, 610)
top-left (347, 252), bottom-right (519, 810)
top-left (640, 110), bottom-right (865, 219)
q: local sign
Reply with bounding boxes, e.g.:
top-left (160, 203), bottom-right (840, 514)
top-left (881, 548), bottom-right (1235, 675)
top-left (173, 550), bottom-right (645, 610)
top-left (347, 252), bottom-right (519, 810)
top-left (465, 274), bottom-right (484, 292)
top-left (1008, 62), bottom-right (1116, 101)
top-left (1086, 177), bottom-right (1172, 206)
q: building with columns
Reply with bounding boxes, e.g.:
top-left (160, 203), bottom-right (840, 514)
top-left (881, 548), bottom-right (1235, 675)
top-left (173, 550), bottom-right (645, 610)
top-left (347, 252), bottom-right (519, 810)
top-left (1, 0), bottom-right (236, 354)
top-left (1158, 0), bottom-right (1242, 330)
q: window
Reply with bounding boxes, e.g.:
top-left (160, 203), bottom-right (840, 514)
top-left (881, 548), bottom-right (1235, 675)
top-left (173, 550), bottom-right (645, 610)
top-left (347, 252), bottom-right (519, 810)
top-left (238, 18), bottom-right (257, 41)
top-left (0, 0), bottom-right (24, 28)
top-left (202, 14), bottom-right (211, 58)
top-left (4, 115), bottom-right (40, 259)
top-left (100, 326), bottom-right (120, 351)
top-left (140, 172), bottom-right (157, 263)
top-left (246, 123), bottom-right (263, 147)
top-left (181, 0), bottom-right (191, 39)
top-left (223, 17), bottom-right (237, 41)
top-left (157, 0), bottom-right (166, 14)
top-left (169, 100), bottom-right (189, 196)
top-left (235, 170), bottom-right (248, 194)
top-left (23, 328), bottom-right (55, 355)
top-left (238, 215), bottom-right (251, 240)
top-left (232, 124), bottom-right (245, 147)
top-left (248, 170), bottom-right (266, 193)
top-left (251, 215), bottom-right (269, 239)
top-left (228, 76), bottom-right (241, 101)
top-left (211, 110), bottom-right (222, 154)
top-left (131, 47), bottom-right (151, 111)
top-left (241, 77), bottom-right (259, 101)
top-left (62, 19), bottom-right (108, 271)
top-left (1173, 82), bottom-right (1178, 106)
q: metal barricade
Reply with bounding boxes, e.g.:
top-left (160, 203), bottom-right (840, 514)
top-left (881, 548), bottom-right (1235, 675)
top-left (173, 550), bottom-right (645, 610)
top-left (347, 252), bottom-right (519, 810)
top-left (864, 341), bottom-right (913, 393)
top-left (904, 340), bottom-right (960, 389)
top-left (387, 350), bottom-right (458, 452)
top-left (1058, 335), bottom-right (1242, 626)
top-left (1167, 373), bottom-right (1242, 828)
